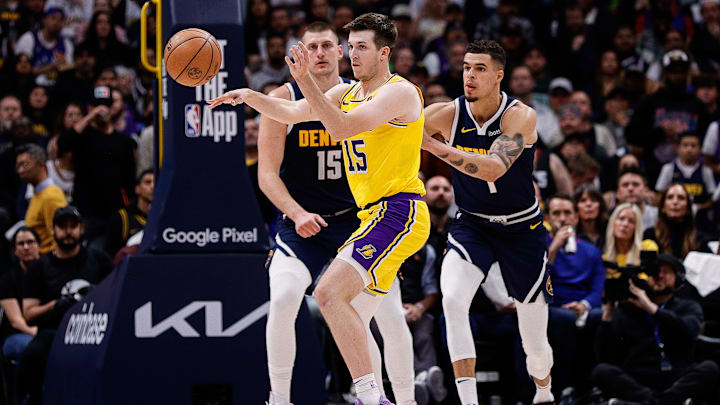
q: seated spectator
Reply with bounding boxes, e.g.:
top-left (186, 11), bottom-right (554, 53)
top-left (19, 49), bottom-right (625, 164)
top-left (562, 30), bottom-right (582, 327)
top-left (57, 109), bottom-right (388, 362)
top-left (557, 105), bottom-right (611, 164)
top-left (689, 0), bottom-right (720, 74)
top-left (548, 77), bottom-right (572, 117)
top-left (655, 132), bottom-right (716, 218)
top-left (249, 32), bottom-right (290, 91)
top-left (103, 169), bottom-right (152, 258)
top-left (14, 7), bottom-right (73, 86)
top-left (574, 184), bottom-right (608, 249)
top-left (524, 46), bottom-right (550, 95)
top-left (693, 74), bottom-right (719, 122)
top-left (53, 42), bottom-right (97, 108)
top-left (609, 167), bottom-right (658, 231)
top-left (26, 85), bottom-right (51, 138)
top-left (566, 152), bottom-right (601, 191)
top-left (570, 90), bottom-right (616, 158)
top-left (19, 205), bottom-right (113, 405)
top-left (79, 10), bottom-right (132, 69)
top-left (643, 184), bottom-right (711, 259)
top-left (391, 45), bottom-right (415, 77)
top-left (431, 40), bottom-right (465, 99)
top-left (0, 94), bottom-right (23, 135)
top-left (602, 87), bottom-right (631, 153)
top-left (0, 54), bottom-right (36, 101)
top-left (16, 144), bottom-right (67, 254)
top-left (593, 254), bottom-right (719, 404)
top-left (603, 202), bottom-right (650, 269)
top-left (702, 111), bottom-right (720, 178)
top-left (510, 65), bottom-right (562, 148)
top-left (0, 227), bottom-right (40, 361)
top-left (545, 194), bottom-right (606, 395)
top-left (59, 86), bottom-right (136, 249)
top-left (423, 175), bottom-right (453, 260)
top-left (396, 243), bottom-right (446, 403)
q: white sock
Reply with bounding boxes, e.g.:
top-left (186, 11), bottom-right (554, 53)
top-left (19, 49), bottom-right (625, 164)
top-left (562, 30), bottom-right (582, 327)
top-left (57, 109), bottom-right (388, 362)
top-left (455, 377), bottom-right (478, 405)
top-left (533, 377), bottom-right (554, 403)
top-left (267, 367), bottom-right (292, 403)
top-left (354, 373), bottom-right (382, 405)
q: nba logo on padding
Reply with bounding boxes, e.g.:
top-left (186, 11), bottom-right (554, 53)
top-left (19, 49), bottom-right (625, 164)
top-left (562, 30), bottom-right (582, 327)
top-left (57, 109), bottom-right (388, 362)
top-left (185, 104), bottom-right (201, 137)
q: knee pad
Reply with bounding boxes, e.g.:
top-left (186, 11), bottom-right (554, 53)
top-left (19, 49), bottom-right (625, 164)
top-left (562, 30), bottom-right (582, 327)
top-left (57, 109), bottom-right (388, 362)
top-left (268, 250), bottom-right (313, 309)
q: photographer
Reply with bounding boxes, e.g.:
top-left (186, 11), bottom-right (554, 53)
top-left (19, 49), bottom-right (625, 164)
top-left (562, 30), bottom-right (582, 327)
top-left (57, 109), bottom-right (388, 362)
top-left (593, 254), bottom-right (719, 404)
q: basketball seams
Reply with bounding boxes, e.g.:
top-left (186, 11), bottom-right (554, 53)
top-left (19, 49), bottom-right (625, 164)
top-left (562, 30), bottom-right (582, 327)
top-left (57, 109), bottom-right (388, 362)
top-left (165, 36), bottom-right (205, 74)
top-left (174, 34), bottom-right (212, 82)
top-left (194, 36), bottom-right (214, 86)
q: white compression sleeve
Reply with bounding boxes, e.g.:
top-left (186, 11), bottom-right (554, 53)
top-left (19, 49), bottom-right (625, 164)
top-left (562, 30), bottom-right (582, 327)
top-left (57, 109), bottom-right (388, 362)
top-left (515, 294), bottom-right (553, 379)
top-left (374, 279), bottom-right (415, 404)
top-left (266, 249), bottom-right (314, 400)
top-left (350, 289), bottom-right (386, 396)
top-left (441, 249), bottom-right (485, 363)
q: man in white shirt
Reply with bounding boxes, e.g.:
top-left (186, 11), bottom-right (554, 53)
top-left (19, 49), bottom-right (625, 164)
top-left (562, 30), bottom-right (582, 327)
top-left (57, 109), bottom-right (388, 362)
top-left (14, 7), bottom-right (73, 86)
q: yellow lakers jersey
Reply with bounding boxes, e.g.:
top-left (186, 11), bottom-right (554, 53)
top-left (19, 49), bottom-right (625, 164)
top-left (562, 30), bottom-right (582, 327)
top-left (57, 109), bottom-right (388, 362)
top-left (339, 74), bottom-right (426, 208)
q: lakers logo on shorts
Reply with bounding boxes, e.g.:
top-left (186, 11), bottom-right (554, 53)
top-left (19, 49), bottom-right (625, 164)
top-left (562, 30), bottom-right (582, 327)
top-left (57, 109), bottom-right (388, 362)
top-left (546, 275), bottom-right (554, 296)
top-left (355, 244), bottom-right (377, 260)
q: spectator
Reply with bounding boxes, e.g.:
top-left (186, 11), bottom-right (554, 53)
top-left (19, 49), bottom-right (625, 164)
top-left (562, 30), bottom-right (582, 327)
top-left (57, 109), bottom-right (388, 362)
top-left (423, 82), bottom-right (447, 106)
top-left (244, 0), bottom-right (270, 58)
top-left (0, 227), bottom-right (39, 361)
top-left (432, 40), bottom-right (465, 99)
top-left (570, 90), bottom-right (617, 158)
top-left (19, 205), bottom-right (113, 405)
top-left (16, 143), bottom-right (67, 254)
top-left (644, 184), bottom-right (711, 259)
top-left (59, 86), bottom-right (136, 249)
top-left (626, 50), bottom-right (710, 184)
top-left (473, 0), bottom-right (534, 45)
top-left (602, 87), bottom-right (631, 152)
top-left (603, 202), bottom-right (649, 271)
top-left (26, 85), bottom-right (51, 138)
top-left (693, 74), bottom-right (720, 122)
top-left (645, 28), bottom-right (692, 85)
top-left (574, 184), bottom-right (608, 249)
top-left (45, 139), bottom-right (74, 203)
top-left (550, 4), bottom-right (598, 89)
top-left (548, 77), bottom-right (573, 115)
top-left (545, 194), bottom-right (606, 395)
top-left (423, 175), bottom-right (452, 262)
top-left (53, 42), bottom-right (96, 108)
top-left (655, 132), bottom-right (716, 215)
top-left (410, 0), bottom-right (447, 50)
top-left (0, 53), bottom-right (36, 100)
top-left (533, 141), bottom-right (573, 203)
top-left (103, 169), bottom-right (152, 258)
top-left (0, 94), bottom-right (23, 134)
top-left (390, 4), bottom-right (414, 49)
top-left (244, 117), bottom-right (274, 227)
top-left (614, 166), bottom-right (659, 231)
top-left (557, 104), bottom-right (608, 163)
top-left (523, 46), bottom-right (550, 95)
top-left (689, 0), bottom-right (720, 74)
top-left (80, 10), bottom-right (132, 69)
top-left (14, 7), bottom-right (73, 86)
top-left (593, 50), bottom-right (623, 106)
top-left (593, 254), bottom-right (719, 404)
top-left (602, 152), bottom-right (641, 197)
top-left (391, 44), bottom-right (415, 76)
top-left (612, 25), bottom-right (651, 73)
top-left (397, 243), bottom-right (447, 403)
top-left (422, 22), bottom-right (468, 78)
top-left (566, 152), bottom-right (601, 191)
top-left (331, 4), bottom-right (353, 58)
top-left (249, 32), bottom-right (290, 92)
top-left (509, 65), bottom-right (561, 147)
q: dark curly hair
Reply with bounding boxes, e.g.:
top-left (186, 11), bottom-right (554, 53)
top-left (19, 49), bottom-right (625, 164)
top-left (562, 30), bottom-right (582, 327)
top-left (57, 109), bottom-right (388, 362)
top-left (465, 40), bottom-right (506, 69)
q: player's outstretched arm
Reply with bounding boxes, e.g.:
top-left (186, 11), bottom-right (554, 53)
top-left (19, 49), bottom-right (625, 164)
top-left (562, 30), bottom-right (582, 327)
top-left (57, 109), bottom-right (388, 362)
top-left (424, 100), bottom-right (455, 141)
top-left (206, 87), bottom-right (313, 125)
top-left (286, 42), bottom-right (421, 140)
top-left (422, 104), bottom-right (537, 181)
top-left (257, 85), bottom-right (327, 238)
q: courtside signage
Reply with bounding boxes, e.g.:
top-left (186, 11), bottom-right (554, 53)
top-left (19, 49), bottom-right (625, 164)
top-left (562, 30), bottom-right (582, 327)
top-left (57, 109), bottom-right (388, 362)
top-left (161, 227), bottom-right (258, 247)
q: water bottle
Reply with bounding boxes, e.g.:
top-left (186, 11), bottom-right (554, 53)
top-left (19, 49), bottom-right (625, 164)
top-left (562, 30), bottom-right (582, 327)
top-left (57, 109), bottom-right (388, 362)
top-left (565, 226), bottom-right (577, 255)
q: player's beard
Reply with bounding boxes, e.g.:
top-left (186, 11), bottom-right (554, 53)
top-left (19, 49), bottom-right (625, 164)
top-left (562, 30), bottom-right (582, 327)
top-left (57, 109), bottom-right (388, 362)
top-left (56, 236), bottom-right (80, 251)
top-left (465, 95), bottom-right (479, 102)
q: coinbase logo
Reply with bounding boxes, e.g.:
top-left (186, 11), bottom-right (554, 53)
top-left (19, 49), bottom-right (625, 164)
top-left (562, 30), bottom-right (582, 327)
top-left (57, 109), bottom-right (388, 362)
top-left (185, 104), bottom-right (201, 137)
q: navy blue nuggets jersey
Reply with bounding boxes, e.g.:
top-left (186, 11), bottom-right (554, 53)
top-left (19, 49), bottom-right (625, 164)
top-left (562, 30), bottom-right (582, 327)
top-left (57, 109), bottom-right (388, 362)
top-left (448, 92), bottom-right (538, 216)
top-left (280, 79), bottom-right (355, 215)
top-left (672, 161), bottom-right (711, 203)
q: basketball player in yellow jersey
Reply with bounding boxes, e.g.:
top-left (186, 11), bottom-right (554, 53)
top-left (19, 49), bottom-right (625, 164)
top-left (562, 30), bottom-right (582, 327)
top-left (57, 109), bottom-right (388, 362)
top-left (208, 13), bottom-right (429, 405)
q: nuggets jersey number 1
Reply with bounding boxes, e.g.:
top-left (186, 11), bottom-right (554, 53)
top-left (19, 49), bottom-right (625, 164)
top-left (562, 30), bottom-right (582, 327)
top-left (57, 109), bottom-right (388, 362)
top-left (339, 74), bottom-right (426, 208)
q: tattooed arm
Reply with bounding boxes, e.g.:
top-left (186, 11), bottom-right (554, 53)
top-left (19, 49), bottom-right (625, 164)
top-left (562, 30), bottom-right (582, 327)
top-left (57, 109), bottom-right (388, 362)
top-left (422, 103), bottom-right (538, 181)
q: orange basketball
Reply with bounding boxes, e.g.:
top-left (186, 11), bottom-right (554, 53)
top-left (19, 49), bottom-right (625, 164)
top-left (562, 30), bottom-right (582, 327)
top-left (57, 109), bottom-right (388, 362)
top-left (164, 28), bottom-right (222, 87)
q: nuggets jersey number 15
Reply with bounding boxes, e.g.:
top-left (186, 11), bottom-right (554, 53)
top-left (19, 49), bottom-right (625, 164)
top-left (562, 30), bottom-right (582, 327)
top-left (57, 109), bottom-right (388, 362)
top-left (339, 74), bottom-right (426, 208)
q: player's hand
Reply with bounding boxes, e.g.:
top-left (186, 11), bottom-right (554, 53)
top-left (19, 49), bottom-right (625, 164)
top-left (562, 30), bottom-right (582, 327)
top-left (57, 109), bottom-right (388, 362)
top-left (293, 211), bottom-right (328, 238)
top-left (206, 89), bottom-right (251, 109)
top-left (496, 302), bottom-right (516, 313)
top-left (286, 42), bottom-right (310, 81)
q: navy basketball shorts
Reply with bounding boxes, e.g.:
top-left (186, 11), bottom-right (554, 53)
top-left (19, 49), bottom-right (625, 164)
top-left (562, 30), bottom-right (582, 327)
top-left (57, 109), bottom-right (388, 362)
top-left (445, 210), bottom-right (553, 304)
top-left (271, 208), bottom-right (360, 279)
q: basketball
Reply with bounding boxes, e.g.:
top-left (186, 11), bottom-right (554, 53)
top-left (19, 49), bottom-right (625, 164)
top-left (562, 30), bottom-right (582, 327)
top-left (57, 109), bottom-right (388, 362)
top-left (164, 28), bottom-right (222, 87)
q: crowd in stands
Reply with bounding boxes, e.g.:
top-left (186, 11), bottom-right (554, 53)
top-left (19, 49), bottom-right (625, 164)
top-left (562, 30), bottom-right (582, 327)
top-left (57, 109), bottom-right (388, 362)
top-left (2, 0), bottom-right (720, 404)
